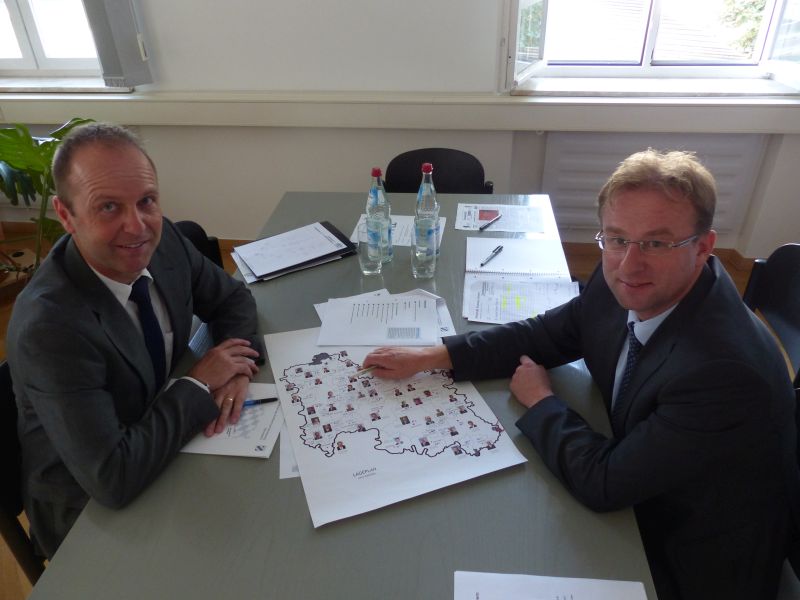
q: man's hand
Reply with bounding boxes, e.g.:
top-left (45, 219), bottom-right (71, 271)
top-left (362, 345), bottom-right (453, 380)
top-left (510, 355), bottom-right (553, 409)
top-left (188, 338), bottom-right (259, 391)
top-left (205, 374), bottom-right (250, 437)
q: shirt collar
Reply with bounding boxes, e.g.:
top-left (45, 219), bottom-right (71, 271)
top-left (89, 267), bottom-right (153, 308)
top-left (627, 304), bottom-right (677, 346)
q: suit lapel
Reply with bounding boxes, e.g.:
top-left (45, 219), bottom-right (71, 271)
top-left (609, 261), bottom-right (717, 432)
top-left (148, 226), bottom-right (191, 371)
top-left (63, 239), bottom-right (158, 397)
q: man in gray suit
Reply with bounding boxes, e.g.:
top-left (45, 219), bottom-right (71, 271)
top-left (363, 150), bottom-right (799, 599)
top-left (7, 123), bottom-right (264, 558)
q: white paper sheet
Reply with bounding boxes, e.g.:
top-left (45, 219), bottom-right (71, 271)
top-left (315, 289), bottom-right (456, 341)
top-left (181, 383), bottom-right (282, 458)
top-left (455, 202), bottom-right (553, 234)
top-left (317, 295), bottom-right (439, 346)
top-left (454, 571), bottom-right (647, 600)
top-left (235, 222), bottom-right (348, 278)
top-left (279, 421), bottom-right (301, 479)
top-left (463, 277), bottom-right (579, 324)
top-left (265, 327), bottom-right (527, 528)
top-left (351, 214), bottom-right (447, 247)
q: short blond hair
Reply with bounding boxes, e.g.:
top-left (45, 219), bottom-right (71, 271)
top-left (597, 149), bottom-right (716, 232)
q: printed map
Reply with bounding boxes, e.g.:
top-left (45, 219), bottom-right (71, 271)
top-left (281, 351), bottom-right (504, 460)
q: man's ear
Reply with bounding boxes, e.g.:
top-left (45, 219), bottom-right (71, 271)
top-left (696, 229), bottom-right (717, 264)
top-left (52, 197), bottom-right (75, 234)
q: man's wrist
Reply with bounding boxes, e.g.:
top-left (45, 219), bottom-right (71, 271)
top-left (182, 376), bottom-right (210, 394)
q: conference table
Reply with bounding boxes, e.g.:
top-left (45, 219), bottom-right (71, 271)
top-left (28, 193), bottom-right (657, 599)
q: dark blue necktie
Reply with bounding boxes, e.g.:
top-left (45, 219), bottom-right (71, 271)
top-left (617, 321), bottom-right (643, 404)
top-left (130, 276), bottom-right (166, 389)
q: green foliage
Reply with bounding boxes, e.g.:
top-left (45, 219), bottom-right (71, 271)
top-left (723, 0), bottom-right (767, 53)
top-left (0, 117), bottom-right (93, 271)
top-left (519, 0), bottom-right (545, 53)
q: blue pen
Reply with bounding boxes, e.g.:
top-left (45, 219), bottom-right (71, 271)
top-left (242, 397), bottom-right (278, 408)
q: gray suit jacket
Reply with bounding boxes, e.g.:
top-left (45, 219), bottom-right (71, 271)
top-left (7, 219), bottom-right (263, 558)
top-left (445, 257), bottom-right (800, 600)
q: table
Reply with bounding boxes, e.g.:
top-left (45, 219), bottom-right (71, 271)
top-left (29, 193), bottom-right (657, 599)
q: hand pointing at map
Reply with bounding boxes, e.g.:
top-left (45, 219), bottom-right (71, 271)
top-left (362, 345), bottom-right (454, 380)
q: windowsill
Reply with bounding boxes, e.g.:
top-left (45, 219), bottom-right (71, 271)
top-left (0, 77), bottom-right (131, 93)
top-left (512, 77), bottom-right (800, 98)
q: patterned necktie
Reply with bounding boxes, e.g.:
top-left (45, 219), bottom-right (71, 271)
top-left (129, 276), bottom-right (166, 389)
top-left (617, 321), bottom-right (643, 404)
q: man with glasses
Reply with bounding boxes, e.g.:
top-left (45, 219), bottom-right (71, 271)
top-left (363, 149), bottom-right (799, 599)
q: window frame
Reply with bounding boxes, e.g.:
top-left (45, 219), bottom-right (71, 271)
top-left (0, 0), bottom-right (100, 77)
top-left (503, 0), bottom-right (800, 93)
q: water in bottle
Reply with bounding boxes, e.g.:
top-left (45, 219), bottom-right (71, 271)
top-left (416, 162), bottom-right (441, 256)
top-left (366, 167), bottom-right (393, 263)
top-left (412, 163), bottom-right (439, 278)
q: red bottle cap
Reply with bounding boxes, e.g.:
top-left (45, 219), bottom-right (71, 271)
top-left (421, 163), bottom-right (433, 173)
top-left (371, 167), bottom-right (382, 177)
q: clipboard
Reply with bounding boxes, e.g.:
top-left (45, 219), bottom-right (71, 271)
top-left (233, 221), bottom-right (355, 281)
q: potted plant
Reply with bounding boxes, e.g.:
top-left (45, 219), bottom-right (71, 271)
top-left (0, 117), bottom-right (93, 277)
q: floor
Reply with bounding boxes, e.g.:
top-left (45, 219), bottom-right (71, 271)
top-left (0, 241), bottom-right (754, 600)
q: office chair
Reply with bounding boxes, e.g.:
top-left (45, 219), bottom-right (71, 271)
top-left (742, 243), bottom-right (800, 387)
top-left (175, 220), bottom-right (224, 269)
top-left (742, 243), bottom-right (800, 585)
top-left (384, 148), bottom-right (493, 194)
top-left (0, 361), bottom-right (45, 585)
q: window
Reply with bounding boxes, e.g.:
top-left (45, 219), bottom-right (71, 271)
top-left (507, 0), bottom-right (800, 91)
top-left (0, 0), bottom-right (100, 75)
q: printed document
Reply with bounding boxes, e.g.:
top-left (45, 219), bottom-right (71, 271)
top-left (315, 288), bottom-right (456, 342)
top-left (462, 237), bottom-right (576, 323)
top-left (181, 383), bottom-right (281, 458)
top-left (234, 222), bottom-right (352, 280)
top-left (317, 295), bottom-right (439, 346)
top-left (455, 197), bottom-right (558, 237)
top-left (266, 327), bottom-right (526, 527)
top-left (454, 571), bottom-right (647, 600)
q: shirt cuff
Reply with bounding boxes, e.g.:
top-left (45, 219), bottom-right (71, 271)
top-left (181, 376), bottom-right (210, 394)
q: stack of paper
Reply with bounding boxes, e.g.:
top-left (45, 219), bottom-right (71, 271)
top-left (232, 221), bottom-right (355, 284)
top-left (463, 237), bottom-right (579, 324)
top-left (315, 289), bottom-right (455, 346)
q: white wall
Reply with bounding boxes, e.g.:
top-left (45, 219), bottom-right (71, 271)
top-left (1, 0), bottom-right (799, 256)
top-left (137, 0), bottom-right (503, 93)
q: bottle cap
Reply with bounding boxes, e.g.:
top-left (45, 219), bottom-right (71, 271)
top-left (421, 163), bottom-right (433, 173)
top-left (371, 167), bottom-right (382, 177)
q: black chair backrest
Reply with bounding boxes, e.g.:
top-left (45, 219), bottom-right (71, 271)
top-left (0, 360), bottom-right (44, 584)
top-left (742, 243), bottom-right (800, 387)
top-left (175, 220), bottom-right (224, 269)
top-left (384, 148), bottom-right (493, 194)
top-left (0, 361), bottom-right (22, 518)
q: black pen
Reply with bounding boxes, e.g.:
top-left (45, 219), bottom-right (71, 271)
top-left (480, 245), bottom-right (503, 267)
top-left (243, 397), bottom-right (278, 408)
top-left (478, 213), bottom-right (502, 231)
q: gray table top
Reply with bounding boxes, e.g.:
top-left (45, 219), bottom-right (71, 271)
top-left (29, 192), bottom-right (656, 600)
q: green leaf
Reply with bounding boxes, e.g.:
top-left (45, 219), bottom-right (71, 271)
top-left (34, 216), bottom-right (65, 245)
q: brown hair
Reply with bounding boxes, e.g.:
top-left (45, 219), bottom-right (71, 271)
top-left (597, 148), bottom-right (716, 233)
top-left (52, 122), bottom-right (155, 208)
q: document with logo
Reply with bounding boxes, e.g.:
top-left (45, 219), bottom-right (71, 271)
top-left (181, 383), bottom-right (281, 458)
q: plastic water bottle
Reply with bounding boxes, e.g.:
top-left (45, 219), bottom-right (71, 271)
top-left (412, 162), bottom-right (439, 278)
top-left (366, 167), bottom-right (393, 263)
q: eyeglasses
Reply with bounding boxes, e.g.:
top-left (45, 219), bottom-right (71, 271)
top-left (595, 232), bottom-right (700, 256)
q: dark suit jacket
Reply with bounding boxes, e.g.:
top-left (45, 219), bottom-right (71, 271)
top-left (7, 219), bottom-right (264, 558)
top-left (445, 257), bottom-right (799, 600)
